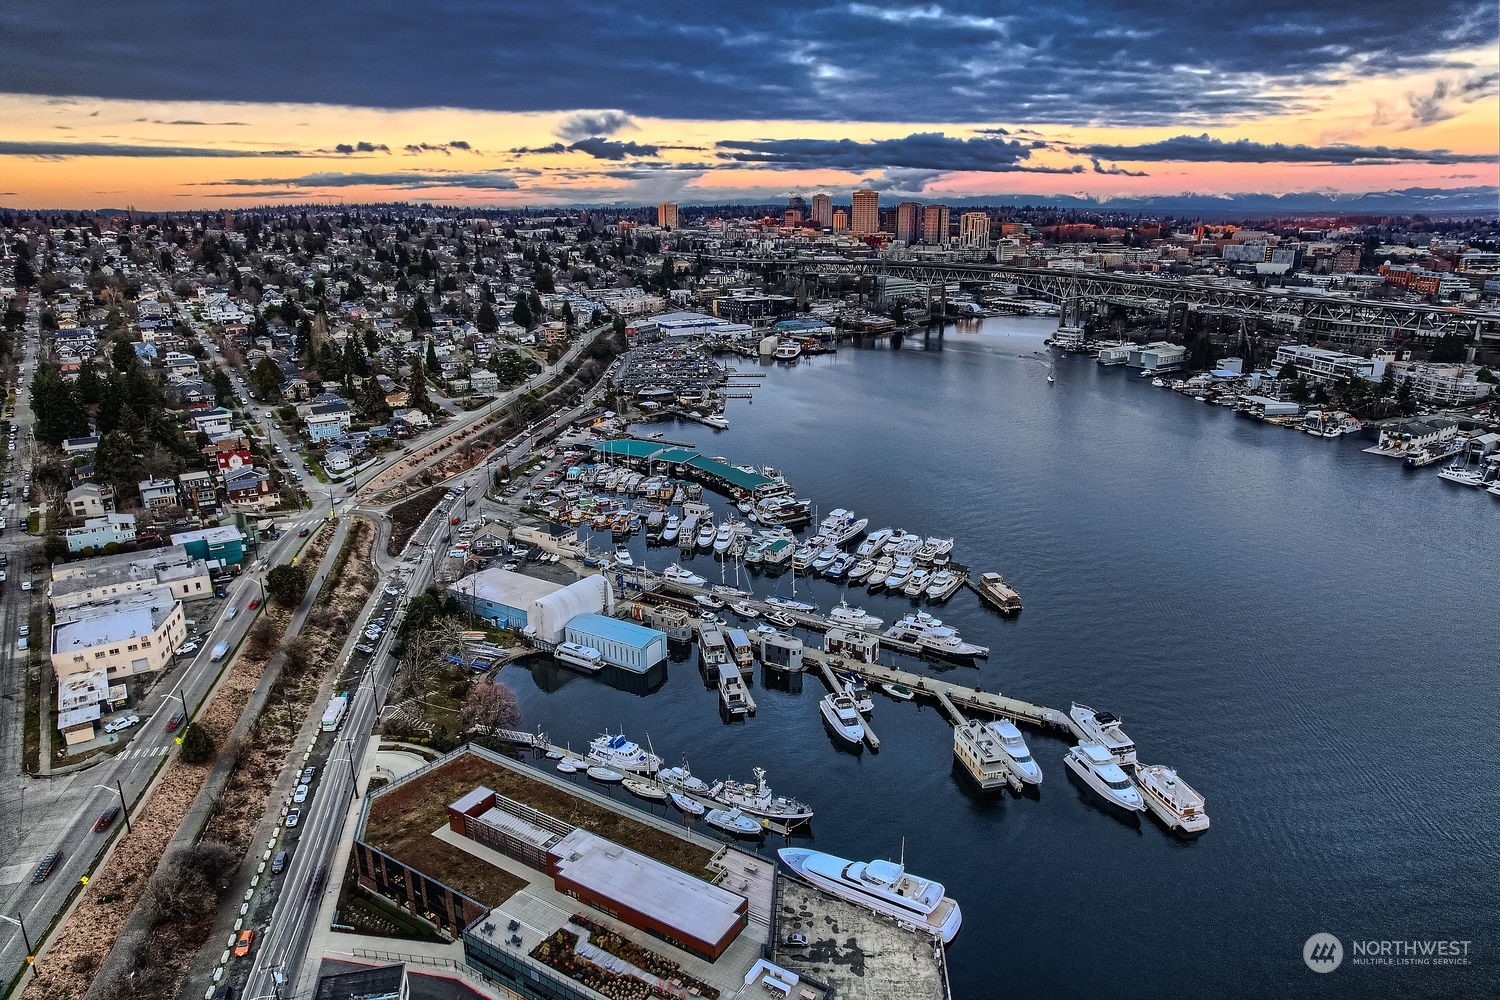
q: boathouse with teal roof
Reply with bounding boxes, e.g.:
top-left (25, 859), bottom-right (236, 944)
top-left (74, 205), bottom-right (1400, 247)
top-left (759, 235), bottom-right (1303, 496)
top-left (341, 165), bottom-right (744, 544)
top-left (590, 439), bottom-right (774, 497)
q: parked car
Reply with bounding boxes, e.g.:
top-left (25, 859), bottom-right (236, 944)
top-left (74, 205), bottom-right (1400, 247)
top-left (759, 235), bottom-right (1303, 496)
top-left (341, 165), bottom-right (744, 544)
top-left (301, 766), bottom-right (317, 785)
top-left (272, 849), bottom-right (289, 874)
top-left (175, 641), bottom-right (200, 655)
top-left (285, 808), bottom-right (300, 828)
top-left (93, 806), bottom-right (121, 832)
top-left (104, 714), bottom-right (140, 733)
top-left (233, 928), bottom-right (255, 957)
top-left (17, 624), bottom-right (28, 637)
top-left (781, 933), bottom-right (809, 948)
top-left (293, 783), bottom-right (309, 803)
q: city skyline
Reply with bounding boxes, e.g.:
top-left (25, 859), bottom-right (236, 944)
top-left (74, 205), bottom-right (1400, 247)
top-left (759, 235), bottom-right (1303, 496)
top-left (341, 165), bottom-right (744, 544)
top-left (0, 1), bottom-right (1496, 210)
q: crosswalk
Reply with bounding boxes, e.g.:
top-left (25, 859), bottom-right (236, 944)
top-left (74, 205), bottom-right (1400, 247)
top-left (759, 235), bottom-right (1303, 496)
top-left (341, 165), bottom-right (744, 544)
top-left (114, 744), bottom-right (172, 761)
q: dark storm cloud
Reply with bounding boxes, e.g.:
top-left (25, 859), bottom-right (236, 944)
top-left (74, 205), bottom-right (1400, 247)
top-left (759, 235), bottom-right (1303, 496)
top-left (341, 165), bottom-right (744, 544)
top-left (328, 141), bottom-right (391, 154)
top-left (1067, 134), bottom-right (1493, 164)
top-left (714, 132), bottom-right (1073, 173)
top-left (0, 141), bottom-right (304, 158)
top-left (509, 138), bottom-right (695, 160)
top-left (202, 170), bottom-right (519, 190)
top-left (402, 141), bottom-right (479, 155)
top-left (1, 2), bottom-right (1491, 125)
top-left (556, 111), bottom-right (633, 141)
top-left (1090, 158), bottom-right (1149, 177)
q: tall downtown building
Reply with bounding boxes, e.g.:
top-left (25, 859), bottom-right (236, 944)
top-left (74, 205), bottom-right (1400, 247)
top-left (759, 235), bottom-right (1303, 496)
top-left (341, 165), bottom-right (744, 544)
top-left (851, 188), bottom-right (879, 235)
top-left (896, 202), bottom-right (921, 243)
top-left (810, 193), bottom-right (833, 228)
top-left (656, 202), bottom-right (679, 229)
top-left (959, 211), bottom-right (991, 248)
top-left (922, 204), bottom-right (950, 244)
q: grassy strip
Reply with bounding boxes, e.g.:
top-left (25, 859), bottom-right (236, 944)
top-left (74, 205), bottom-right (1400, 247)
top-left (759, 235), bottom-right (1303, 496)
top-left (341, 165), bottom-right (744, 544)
top-left (384, 487), bottom-right (446, 556)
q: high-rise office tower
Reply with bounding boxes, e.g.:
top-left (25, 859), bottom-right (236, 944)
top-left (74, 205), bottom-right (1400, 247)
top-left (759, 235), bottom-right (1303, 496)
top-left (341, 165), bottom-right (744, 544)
top-left (811, 194), bottom-right (833, 228)
top-left (959, 211), bottom-right (990, 248)
top-left (851, 188), bottom-right (879, 235)
top-left (896, 202), bottom-right (920, 243)
top-left (832, 209), bottom-right (849, 232)
top-left (922, 204), bottom-right (950, 244)
top-left (656, 202), bottom-right (679, 229)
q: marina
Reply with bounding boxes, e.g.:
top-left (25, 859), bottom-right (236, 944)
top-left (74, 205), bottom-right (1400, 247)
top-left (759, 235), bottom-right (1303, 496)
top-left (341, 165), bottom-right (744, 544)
top-left (499, 315), bottom-right (1494, 999)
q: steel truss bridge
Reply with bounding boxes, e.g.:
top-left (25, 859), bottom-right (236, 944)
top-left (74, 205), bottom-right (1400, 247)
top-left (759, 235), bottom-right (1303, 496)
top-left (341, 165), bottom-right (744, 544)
top-left (708, 256), bottom-right (1500, 354)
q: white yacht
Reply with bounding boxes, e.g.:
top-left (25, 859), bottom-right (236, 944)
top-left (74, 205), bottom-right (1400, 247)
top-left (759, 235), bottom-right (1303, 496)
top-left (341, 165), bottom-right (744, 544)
top-left (708, 768), bottom-right (814, 823)
top-left (856, 528), bottom-right (893, 559)
top-left (1069, 703), bottom-right (1137, 765)
top-left (695, 518), bottom-right (717, 550)
top-left (1135, 764), bottom-right (1211, 834)
top-left (705, 807), bottom-right (765, 837)
top-left (612, 546), bottom-right (634, 567)
top-left (828, 599), bottom-right (883, 633)
top-left (658, 762), bottom-right (713, 796)
top-left (865, 555), bottom-right (895, 590)
top-left (555, 641), bottom-right (603, 674)
top-left (819, 508), bottom-right (869, 546)
top-left (883, 556), bottom-right (914, 590)
top-left (712, 521), bottom-right (735, 554)
top-left (989, 719), bottom-right (1042, 784)
top-left (819, 693), bottom-right (865, 748)
top-left (1436, 462), bottom-right (1486, 487)
top-left (773, 339), bottom-right (803, 361)
top-left (916, 536), bottom-right (954, 563)
top-left (661, 514), bottom-right (680, 544)
top-left (811, 546), bottom-right (839, 571)
top-left (586, 732), bottom-right (662, 774)
top-left (662, 563), bottom-right (707, 587)
top-left (765, 595), bottom-right (817, 613)
top-left (901, 568), bottom-right (932, 597)
top-left (925, 568), bottom-right (963, 602)
top-left (847, 558), bottom-right (876, 583)
top-left (1064, 742), bottom-right (1144, 812)
top-left (778, 848), bottom-right (962, 944)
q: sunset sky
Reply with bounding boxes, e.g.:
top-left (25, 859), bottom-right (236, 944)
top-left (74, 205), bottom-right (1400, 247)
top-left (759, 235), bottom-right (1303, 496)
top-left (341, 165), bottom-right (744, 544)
top-left (0, 1), bottom-right (1495, 210)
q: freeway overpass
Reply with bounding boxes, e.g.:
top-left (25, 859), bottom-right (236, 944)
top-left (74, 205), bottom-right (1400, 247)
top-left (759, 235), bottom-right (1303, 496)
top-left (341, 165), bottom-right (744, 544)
top-left (707, 255), bottom-right (1500, 357)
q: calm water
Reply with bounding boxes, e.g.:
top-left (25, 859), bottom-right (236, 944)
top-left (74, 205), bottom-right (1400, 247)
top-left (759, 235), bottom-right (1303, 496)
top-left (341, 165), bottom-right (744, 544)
top-left (506, 317), bottom-right (1497, 999)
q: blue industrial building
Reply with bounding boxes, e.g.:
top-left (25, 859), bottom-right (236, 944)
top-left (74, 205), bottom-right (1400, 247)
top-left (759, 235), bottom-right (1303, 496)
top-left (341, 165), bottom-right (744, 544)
top-left (564, 614), bottom-right (667, 674)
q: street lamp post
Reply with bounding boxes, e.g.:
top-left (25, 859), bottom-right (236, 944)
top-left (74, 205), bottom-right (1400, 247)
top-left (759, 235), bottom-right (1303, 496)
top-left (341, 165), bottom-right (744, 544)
top-left (92, 782), bottom-right (132, 834)
top-left (0, 912), bottom-right (33, 964)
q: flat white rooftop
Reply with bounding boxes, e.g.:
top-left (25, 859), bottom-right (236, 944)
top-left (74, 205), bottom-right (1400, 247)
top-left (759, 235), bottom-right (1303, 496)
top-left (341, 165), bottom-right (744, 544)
top-left (550, 828), bottom-right (744, 946)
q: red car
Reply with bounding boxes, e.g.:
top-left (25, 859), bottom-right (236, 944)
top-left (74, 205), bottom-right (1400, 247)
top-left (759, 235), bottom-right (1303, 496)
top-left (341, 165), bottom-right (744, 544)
top-left (449, 516), bottom-right (461, 525)
top-left (298, 527), bottom-right (311, 537)
top-left (93, 806), bottom-right (121, 832)
top-left (247, 599), bottom-right (261, 610)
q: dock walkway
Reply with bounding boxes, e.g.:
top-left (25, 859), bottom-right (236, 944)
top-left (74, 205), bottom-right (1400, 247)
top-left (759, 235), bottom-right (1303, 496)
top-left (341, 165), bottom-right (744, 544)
top-left (802, 649), bottom-right (1071, 734)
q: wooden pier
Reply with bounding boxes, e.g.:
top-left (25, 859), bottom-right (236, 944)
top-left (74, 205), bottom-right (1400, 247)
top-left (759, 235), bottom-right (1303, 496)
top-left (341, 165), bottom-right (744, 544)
top-left (803, 649), bottom-right (1071, 735)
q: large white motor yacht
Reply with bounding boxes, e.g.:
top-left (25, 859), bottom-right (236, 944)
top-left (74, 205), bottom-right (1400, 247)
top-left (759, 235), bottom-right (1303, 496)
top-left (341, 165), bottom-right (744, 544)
top-left (1063, 742), bottom-right (1143, 811)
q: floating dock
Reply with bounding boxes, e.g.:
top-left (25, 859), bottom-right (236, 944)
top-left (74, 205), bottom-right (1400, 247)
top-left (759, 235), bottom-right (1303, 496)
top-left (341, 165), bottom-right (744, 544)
top-left (811, 654), bottom-right (880, 751)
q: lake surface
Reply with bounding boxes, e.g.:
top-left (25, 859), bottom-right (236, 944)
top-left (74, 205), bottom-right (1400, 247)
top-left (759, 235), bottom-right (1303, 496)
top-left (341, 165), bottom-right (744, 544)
top-left (506, 316), bottom-right (1496, 998)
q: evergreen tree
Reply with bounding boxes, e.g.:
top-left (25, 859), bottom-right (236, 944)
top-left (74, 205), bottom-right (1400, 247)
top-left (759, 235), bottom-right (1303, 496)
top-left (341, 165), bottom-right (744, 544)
top-left (425, 338), bottom-right (439, 372)
top-left (406, 356), bottom-right (434, 414)
top-left (512, 298), bottom-right (533, 329)
top-left (251, 357), bottom-right (285, 401)
top-left (476, 300), bottom-right (499, 333)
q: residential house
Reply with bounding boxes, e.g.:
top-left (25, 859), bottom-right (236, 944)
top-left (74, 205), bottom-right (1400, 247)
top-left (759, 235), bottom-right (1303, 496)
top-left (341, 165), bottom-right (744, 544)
top-left (64, 513), bottom-right (138, 554)
top-left (137, 478), bottom-right (180, 510)
top-left (62, 435), bottom-right (100, 458)
top-left (324, 448), bottom-right (353, 474)
top-left (177, 470), bottom-right (219, 513)
top-left (224, 468), bottom-right (274, 506)
top-left (66, 482), bottom-right (115, 518)
top-left (189, 407), bottom-right (234, 438)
